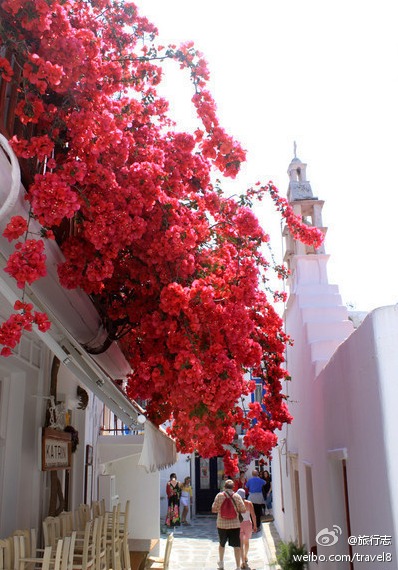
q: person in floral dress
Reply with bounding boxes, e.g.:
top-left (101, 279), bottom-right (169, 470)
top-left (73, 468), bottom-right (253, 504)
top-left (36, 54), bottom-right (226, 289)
top-left (165, 473), bottom-right (182, 526)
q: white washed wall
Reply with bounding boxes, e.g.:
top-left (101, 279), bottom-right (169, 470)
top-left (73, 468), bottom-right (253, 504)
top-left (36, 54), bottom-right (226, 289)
top-left (0, 338), bottom-right (49, 538)
top-left (103, 455), bottom-right (160, 545)
top-left (273, 304), bottom-right (398, 569)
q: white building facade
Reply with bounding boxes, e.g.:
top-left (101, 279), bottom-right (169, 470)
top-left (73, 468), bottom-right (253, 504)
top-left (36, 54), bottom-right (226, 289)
top-left (272, 155), bottom-right (398, 568)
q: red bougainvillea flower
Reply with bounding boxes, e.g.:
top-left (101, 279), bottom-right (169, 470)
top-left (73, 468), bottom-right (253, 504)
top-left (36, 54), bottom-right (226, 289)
top-left (0, 0), bottom-right (325, 465)
top-left (15, 95), bottom-right (45, 124)
top-left (33, 311), bottom-right (51, 332)
top-left (2, 216), bottom-right (28, 242)
top-left (28, 173), bottom-right (81, 227)
top-left (263, 182), bottom-right (325, 248)
top-left (0, 300), bottom-right (51, 356)
top-left (23, 53), bottom-right (63, 94)
top-left (4, 239), bottom-right (47, 288)
top-left (9, 135), bottom-right (55, 162)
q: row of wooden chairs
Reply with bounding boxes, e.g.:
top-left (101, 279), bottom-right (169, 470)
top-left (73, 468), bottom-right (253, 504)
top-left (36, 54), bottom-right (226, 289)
top-left (0, 500), bottom-right (130, 570)
top-left (0, 532), bottom-right (76, 570)
top-left (92, 499), bottom-right (129, 563)
top-left (43, 503), bottom-right (129, 570)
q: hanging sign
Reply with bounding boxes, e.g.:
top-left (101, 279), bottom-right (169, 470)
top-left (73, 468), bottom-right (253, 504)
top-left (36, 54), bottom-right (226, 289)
top-left (42, 427), bottom-right (72, 471)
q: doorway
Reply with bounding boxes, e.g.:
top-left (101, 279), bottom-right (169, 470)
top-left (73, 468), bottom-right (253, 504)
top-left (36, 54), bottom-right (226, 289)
top-left (195, 456), bottom-right (224, 513)
top-left (290, 455), bottom-right (303, 546)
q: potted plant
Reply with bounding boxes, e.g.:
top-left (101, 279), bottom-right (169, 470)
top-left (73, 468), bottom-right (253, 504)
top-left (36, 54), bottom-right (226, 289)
top-left (275, 540), bottom-right (309, 569)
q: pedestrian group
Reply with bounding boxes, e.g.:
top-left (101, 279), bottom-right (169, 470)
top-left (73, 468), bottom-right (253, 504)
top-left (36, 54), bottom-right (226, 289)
top-left (164, 468), bottom-right (272, 570)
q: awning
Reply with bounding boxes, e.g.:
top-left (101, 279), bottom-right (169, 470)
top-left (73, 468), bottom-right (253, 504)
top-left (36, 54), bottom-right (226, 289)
top-left (139, 420), bottom-right (177, 472)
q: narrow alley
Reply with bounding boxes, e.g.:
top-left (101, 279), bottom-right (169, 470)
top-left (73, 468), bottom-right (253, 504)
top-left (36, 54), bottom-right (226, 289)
top-left (158, 515), bottom-right (280, 570)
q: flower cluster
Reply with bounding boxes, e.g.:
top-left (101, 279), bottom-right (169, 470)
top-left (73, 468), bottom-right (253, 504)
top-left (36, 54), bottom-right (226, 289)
top-left (28, 173), bottom-right (81, 227)
top-left (223, 450), bottom-right (240, 478)
top-left (2, 216), bottom-right (28, 242)
top-left (0, 300), bottom-right (50, 357)
top-left (264, 182), bottom-right (325, 248)
top-left (0, 0), bottom-right (323, 462)
top-left (23, 53), bottom-right (63, 94)
top-left (15, 95), bottom-right (45, 124)
top-left (4, 239), bottom-right (47, 288)
top-left (9, 135), bottom-right (54, 162)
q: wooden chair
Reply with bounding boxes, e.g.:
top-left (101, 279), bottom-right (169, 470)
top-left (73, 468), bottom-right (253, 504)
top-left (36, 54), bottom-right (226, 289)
top-left (13, 534), bottom-right (58, 570)
top-left (60, 534), bottom-right (76, 570)
top-left (94, 516), bottom-right (106, 570)
top-left (43, 517), bottom-right (62, 549)
top-left (91, 501), bottom-right (105, 519)
top-left (118, 501), bottom-right (130, 537)
top-left (0, 538), bottom-right (13, 570)
top-left (12, 530), bottom-right (38, 559)
top-left (145, 534), bottom-right (173, 570)
top-left (59, 512), bottom-right (75, 537)
top-left (71, 519), bottom-right (97, 570)
top-left (118, 501), bottom-right (130, 570)
top-left (91, 503), bottom-right (100, 520)
top-left (75, 506), bottom-right (91, 532)
top-left (104, 505), bottom-right (121, 570)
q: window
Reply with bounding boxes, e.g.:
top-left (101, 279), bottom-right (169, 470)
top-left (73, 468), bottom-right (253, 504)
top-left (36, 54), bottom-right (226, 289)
top-left (254, 383), bottom-right (263, 403)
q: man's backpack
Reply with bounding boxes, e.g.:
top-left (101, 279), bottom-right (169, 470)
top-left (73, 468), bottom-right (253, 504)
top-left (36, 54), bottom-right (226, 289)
top-left (220, 492), bottom-right (238, 519)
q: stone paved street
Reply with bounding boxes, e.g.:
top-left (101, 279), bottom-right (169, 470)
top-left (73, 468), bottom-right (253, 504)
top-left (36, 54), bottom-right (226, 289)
top-left (159, 515), bottom-right (280, 570)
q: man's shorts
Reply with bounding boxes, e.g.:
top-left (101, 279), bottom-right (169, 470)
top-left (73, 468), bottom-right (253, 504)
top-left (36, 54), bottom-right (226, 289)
top-left (217, 527), bottom-right (241, 548)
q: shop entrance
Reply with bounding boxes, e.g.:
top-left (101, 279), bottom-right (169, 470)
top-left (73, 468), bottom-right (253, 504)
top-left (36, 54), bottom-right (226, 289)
top-left (195, 456), bottom-right (224, 513)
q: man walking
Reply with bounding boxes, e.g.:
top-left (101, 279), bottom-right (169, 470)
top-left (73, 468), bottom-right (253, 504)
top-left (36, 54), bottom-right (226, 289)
top-left (212, 479), bottom-right (246, 570)
top-left (245, 469), bottom-right (266, 530)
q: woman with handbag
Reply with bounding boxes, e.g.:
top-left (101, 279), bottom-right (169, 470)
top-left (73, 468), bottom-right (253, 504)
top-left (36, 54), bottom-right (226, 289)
top-left (165, 472), bottom-right (182, 526)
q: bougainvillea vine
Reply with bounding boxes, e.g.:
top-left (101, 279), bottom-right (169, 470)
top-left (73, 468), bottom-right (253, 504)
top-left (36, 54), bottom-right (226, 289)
top-left (0, 0), bottom-right (324, 471)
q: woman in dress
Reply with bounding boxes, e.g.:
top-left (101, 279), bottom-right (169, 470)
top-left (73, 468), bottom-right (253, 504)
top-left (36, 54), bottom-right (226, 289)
top-left (180, 476), bottom-right (193, 525)
top-left (165, 472), bottom-right (182, 526)
top-left (237, 488), bottom-right (257, 569)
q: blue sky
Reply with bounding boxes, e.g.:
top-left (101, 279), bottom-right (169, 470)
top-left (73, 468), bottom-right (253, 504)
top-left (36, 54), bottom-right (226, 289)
top-left (135, 0), bottom-right (398, 311)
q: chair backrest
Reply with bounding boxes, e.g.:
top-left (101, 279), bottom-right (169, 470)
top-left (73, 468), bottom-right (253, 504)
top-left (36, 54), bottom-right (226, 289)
top-left (36, 546), bottom-right (52, 570)
top-left (43, 517), bottom-right (61, 548)
top-left (94, 517), bottom-right (106, 570)
top-left (120, 500), bottom-right (130, 537)
top-left (12, 535), bottom-right (53, 570)
top-left (59, 532), bottom-right (76, 570)
top-left (53, 539), bottom-right (64, 570)
top-left (107, 504), bottom-right (120, 542)
top-left (79, 504), bottom-right (91, 527)
top-left (81, 519), bottom-right (97, 570)
top-left (91, 502), bottom-right (100, 519)
top-left (0, 538), bottom-right (13, 570)
top-left (0, 539), bottom-right (6, 570)
top-left (59, 512), bottom-right (75, 537)
top-left (12, 530), bottom-right (37, 558)
top-left (10, 536), bottom-right (18, 570)
top-left (99, 512), bottom-right (108, 545)
top-left (163, 533), bottom-right (174, 570)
